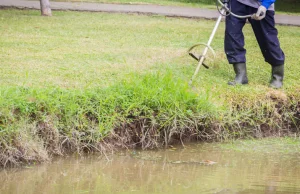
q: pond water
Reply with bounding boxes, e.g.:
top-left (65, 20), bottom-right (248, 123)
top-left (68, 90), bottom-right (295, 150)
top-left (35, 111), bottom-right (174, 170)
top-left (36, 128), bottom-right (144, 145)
top-left (0, 141), bottom-right (300, 194)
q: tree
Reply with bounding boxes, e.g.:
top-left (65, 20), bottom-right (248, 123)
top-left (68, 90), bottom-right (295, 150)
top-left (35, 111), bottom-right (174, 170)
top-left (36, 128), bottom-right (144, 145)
top-left (40, 0), bottom-right (52, 16)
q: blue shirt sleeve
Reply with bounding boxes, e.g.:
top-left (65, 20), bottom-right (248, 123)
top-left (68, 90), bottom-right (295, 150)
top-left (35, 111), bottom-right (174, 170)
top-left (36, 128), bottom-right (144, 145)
top-left (261, 0), bottom-right (276, 9)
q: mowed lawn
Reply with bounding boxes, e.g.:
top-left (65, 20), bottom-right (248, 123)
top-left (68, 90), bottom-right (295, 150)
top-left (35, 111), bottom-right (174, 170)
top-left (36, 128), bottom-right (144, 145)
top-left (1, 9), bottom-right (300, 101)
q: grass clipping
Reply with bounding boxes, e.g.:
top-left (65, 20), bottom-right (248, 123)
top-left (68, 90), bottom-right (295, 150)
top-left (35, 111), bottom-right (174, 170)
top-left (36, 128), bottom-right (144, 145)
top-left (0, 73), bottom-right (299, 167)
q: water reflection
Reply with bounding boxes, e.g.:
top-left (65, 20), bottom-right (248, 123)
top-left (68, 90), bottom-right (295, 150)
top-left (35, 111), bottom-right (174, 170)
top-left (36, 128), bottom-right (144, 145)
top-left (0, 143), bottom-right (299, 194)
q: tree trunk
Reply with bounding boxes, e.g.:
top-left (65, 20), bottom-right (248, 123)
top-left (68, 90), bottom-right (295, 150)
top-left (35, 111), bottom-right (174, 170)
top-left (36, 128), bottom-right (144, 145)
top-left (40, 0), bottom-right (52, 16)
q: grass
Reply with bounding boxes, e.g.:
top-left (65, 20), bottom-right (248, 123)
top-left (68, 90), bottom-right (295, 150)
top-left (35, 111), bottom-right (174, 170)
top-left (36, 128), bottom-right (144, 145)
top-left (51, 0), bottom-right (300, 14)
top-left (0, 9), bottom-right (300, 167)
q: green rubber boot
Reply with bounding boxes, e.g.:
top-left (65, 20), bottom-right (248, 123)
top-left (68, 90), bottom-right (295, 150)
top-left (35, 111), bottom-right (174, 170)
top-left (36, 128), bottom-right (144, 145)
top-left (228, 63), bottom-right (248, 86)
top-left (270, 65), bottom-right (284, 89)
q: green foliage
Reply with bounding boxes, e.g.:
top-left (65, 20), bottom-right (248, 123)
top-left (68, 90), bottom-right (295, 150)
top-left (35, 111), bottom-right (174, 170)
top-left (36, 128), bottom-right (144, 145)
top-left (0, 72), bottom-right (218, 140)
top-left (276, 0), bottom-right (300, 14)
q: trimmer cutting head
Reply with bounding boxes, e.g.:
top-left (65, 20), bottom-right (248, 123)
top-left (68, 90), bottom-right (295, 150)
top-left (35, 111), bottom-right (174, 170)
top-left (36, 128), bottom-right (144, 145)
top-left (188, 43), bottom-right (216, 69)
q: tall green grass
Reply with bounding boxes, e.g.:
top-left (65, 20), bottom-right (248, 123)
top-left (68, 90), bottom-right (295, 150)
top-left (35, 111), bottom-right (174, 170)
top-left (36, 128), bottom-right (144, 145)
top-left (0, 72), bottom-right (217, 135)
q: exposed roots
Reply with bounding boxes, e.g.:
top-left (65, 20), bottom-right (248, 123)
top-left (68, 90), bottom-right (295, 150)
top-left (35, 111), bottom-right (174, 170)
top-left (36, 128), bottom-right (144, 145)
top-left (109, 115), bottom-right (213, 150)
top-left (0, 125), bottom-right (49, 168)
top-left (37, 118), bottom-right (62, 156)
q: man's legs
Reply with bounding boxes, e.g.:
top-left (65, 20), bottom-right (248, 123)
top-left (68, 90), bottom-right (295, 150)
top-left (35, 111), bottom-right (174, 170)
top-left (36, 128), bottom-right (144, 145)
top-left (225, 0), bottom-right (249, 85)
top-left (249, 11), bottom-right (285, 88)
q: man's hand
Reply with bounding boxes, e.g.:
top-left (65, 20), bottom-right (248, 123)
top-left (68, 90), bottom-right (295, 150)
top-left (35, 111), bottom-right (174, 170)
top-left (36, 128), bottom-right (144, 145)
top-left (252, 6), bottom-right (267, 20)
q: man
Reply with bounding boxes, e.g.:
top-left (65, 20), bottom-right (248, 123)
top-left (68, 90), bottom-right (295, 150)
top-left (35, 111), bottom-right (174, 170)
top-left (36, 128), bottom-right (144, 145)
top-left (225, 0), bottom-right (285, 88)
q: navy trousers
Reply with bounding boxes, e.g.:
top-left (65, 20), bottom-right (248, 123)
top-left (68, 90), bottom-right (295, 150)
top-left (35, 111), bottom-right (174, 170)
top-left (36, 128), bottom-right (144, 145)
top-left (225, 0), bottom-right (285, 66)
